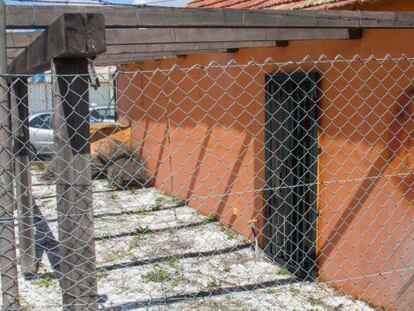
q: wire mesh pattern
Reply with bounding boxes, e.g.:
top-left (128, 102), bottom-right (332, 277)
top-left (0, 54), bottom-right (413, 310)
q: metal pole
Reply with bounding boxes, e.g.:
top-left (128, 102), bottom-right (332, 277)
top-left (0, 0), bottom-right (20, 309)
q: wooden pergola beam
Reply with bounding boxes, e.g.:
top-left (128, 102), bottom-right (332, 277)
top-left (105, 27), bottom-right (360, 45)
top-left (8, 13), bottom-right (106, 74)
top-left (5, 5), bottom-right (414, 29)
top-left (95, 50), bottom-right (230, 66)
top-left (6, 31), bottom-right (41, 48)
top-left (104, 41), bottom-right (281, 55)
top-left (7, 27), bottom-right (362, 68)
top-left (6, 27), bottom-right (362, 50)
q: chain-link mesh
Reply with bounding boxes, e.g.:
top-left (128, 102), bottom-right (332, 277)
top-left (0, 54), bottom-right (413, 310)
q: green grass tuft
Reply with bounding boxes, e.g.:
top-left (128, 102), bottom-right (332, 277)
top-left (288, 285), bottom-right (300, 295)
top-left (142, 266), bottom-right (171, 283)
top-left (97, 269), bottom-right (110, 279)
top-left (206, 213), bottom-right (217, 221)
top-left (224, 228), bottom-right (236, 240)
top-left (308, 296), bottom-right (326, 307)
top-left (31, 273), bottom-right (55, 288)
top-left (276, 267), bottom-right (291, 276)
top-left (207, 276), bottom-right (221, 288)
top-left (129, 226), bottom-right (153, 249)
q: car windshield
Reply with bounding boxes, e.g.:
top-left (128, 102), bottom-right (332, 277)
top-left (29, 113), bottom-right (52, 129)
top-left (89, 107), bottom-right (116, 123)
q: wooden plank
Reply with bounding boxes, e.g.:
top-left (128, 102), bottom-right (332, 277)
top-left (6, 31), bottom-right (41, 48)
top-left (51, 58), bottom-right (98, 311)
top-left (105, 40), bottom-right (281, 54)
top-left (11, 77), bottom-right (36, 278)
top-left (0, 0), bottom-right (19, 308)
top-left (8, 27), bottom-right (48, 74)
top-left (8, 26), bottom-right (360, 71)
top-left (7, 48), bottom-right (24, 59)
top-left (8, 13), bottom-right (106, 74)
top-left (6, 27), bottom-right (362, 52)
top-left (47, 13), bottom-right (106, 58)
top-left (95, 50), bottom-right (231, 65)
top-left (5, 5), bottom-right (414, 29)
top-left (104, 27), bottom-right (357, 45)
top-left (95, 27), bottom-right (356, 63)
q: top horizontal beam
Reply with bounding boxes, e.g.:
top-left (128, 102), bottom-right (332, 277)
top-left (8, 13), bottom-right (106, 74)
top-left (5, 5), bottom-right (414, 29)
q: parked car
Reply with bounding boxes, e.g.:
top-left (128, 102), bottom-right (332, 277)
top-left (29, 105), bottom-right (116, 156)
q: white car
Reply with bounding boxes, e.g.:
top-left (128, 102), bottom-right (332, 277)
top-left (29, 106), bottom-right (116, 156)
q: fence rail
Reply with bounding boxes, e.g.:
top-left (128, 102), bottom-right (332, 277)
top-left (0, 54), bottom-right (413, 310)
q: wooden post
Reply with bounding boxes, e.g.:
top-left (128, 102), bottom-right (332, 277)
top-left (48, 13), bottom-right (105, 311)
top-left (11, 77), bottom-right (36, 278)
top-left (52, 58), bottom-right (98, 311)
top-left (0, 0), bottom-right (20, 309)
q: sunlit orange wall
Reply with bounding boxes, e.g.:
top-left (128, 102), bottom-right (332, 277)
top-left (117, 5), bottom-right (414, 310)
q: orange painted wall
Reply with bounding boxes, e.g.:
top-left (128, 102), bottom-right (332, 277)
top-left (117, 12), bottom-right (414, 311)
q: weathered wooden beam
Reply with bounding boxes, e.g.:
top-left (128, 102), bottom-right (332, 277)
top-left (11, 77), bottom-right (36, 278)
top-left (99, 27), bottom-right (362, 61)
top-left (47, 12), bottom-right (105, 310)
top-left (8, 26), bottom-right (362, 68)
top-left (7, 48), bottom-right (24, 59)
top-left (95, 50), bottom-right (234, 65)
top-left (8, 29), bottom-right (48, 74)
top-left (105, 27), bottom-right (359, 45)
top-left (52, 58), bottom-right (99, 311)
top-left (6, 27), bottom-right (362, 52)
top-left (6, 31), bottom-right (41, 48)
top-left (8, 13), bottom-right (106, 74)
top-left (5, 5), bottom-right (414, 29)
top-left (0, 0), bottom-right (19, 309)
top-left (105, 40), bottom-right (282, 55)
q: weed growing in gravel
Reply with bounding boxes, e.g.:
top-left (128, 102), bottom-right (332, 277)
top-left (171, 196), bottom-right (185, 206)
top-left (155, 196), bottom-right (166, 209)
top-left (104, 251), bottom-right (117, 263)
top-left (31, 273), bottom-right (55, 288)
top-left (276, 267), bottom-right (291, 276)
top-left (97, 269), bottom-right (110, 279)
top-left (129, 226), bottom-right (153, 250)
top-left (142, 266), bottom-right (171, 283)
top-left (308, 296), bottom-right (326, 307)
top-left (288, 285), bottom-right (300, 295)
top-left (266, 287), bottom-right (281, 295)
top-left (108, 181), bottom-right (123, 190)
top-left (206, 213), bottom-right (217, 221)
top-left (207, 276), bottom-right (221, 289)
top-left (165, 258), bottom-right (180, 270)
top-left (224, 228), bottom-right (236, 240)
top-left (109, 191), bottom-right (118, 200)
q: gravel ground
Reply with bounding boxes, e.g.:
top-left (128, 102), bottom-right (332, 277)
top-left (7, 162), bottom-right (374, 310)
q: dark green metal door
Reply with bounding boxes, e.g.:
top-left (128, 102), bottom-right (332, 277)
top-left (264, 71), bottom-right (319, 280)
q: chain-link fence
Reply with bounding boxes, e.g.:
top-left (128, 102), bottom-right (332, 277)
top-left (0, 54), bottom-right (413, 310)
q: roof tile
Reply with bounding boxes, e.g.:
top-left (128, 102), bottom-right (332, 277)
top-left (187, 0), bottom-right (371, 9)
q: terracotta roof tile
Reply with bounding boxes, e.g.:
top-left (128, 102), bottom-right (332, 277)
top-left (188, 0), bottom-right (372, 9)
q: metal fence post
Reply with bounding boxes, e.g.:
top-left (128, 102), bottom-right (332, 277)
top-left (0, 0), bottom-right (20, 309)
